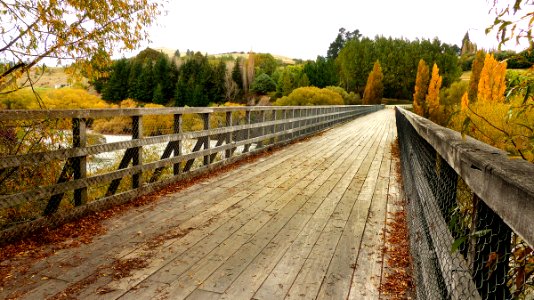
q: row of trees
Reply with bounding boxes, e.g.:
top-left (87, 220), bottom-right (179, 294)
top-left (95, 27), bottom-right (530, 109)
top-left (413, 50), bottom-right (533, 162)
top-left (335, 35), bottom-right (461, 100)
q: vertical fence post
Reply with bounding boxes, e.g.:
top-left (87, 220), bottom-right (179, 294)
top-left (132, 115), bottom-right (143, 189)
top-left (257, 110), bottom-right (265, 148)
top-left (283, 109), bottom-right (288, 141)
top-left (174, 114), bottom-right (182, 175)
top-left (202, 113), bottom-right (210, 165)
top-left (270, 110), bottom-right (276, 145)
top-left (244, 110), bottom-right (251, 153)
top-left (72, 118), bottom-right (87, 206)
top-left (291, 108), bottom-right (297, 139)
top-left (225, 111), bottom-right (233, 159)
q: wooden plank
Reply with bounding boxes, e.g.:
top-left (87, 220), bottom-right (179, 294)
top-left (253, 112), bottom-right (390, 300)
top-left (30, 121), bottom-right (355, 299)
top-left (138, 125), bottom-right (363, 299)
top-left (186, 289), bottom-right (223, 300)
top-left (3, 109), bottom-right (392, 300)
top-left (202, 120), bottom-right (379, 298)
top-left (314, 115), bottom-right (393, 300)
top-left (20, 137), bottom-right (337, 298)
top-left (288, 116), bottom-right (392, 300)
top-left (347, 121), bottom-right (393, 299)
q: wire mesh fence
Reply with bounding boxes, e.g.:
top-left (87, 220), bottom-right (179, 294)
top-left (396, 108), bottom-right (534, 299)
top-left (0, 105), bottom-right (382, 243)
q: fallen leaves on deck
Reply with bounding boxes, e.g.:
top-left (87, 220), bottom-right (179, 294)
top-left (379, 138), bottom-right (414, 299)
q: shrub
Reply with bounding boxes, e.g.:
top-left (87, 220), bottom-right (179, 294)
top-left (0, 87), bottom-right (109, 109)
top-left (324, 86), bottom-right (361, 105)
top-left (275, 87), bottom-right (344, 106)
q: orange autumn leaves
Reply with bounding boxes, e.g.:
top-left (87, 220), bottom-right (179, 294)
top-left (413, 59), bottom-right (442, 122)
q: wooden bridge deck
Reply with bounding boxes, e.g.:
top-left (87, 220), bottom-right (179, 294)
top-left (3, 108), bottom-right (402, 300)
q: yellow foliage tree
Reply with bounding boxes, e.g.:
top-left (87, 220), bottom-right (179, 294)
top-left (413, 59), bottom-right (430, 117)
top-left (363, 61), bottom-right (384, 105)
top-left (426, 63), bottom-right (443, 122)
top-left (0, 0), bottom-right (164, 95)
top-left (468, 50), bottom-right (486, 102)
top-left (275, 87), bottom-right (344, 106)
top-left (477, 54), bottom-right (507, 103)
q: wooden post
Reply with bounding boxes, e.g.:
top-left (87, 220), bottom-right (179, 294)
top-left (174, 114), bottom-right (182, 175)
top-left (270, 110), bottom-right (276, 145)
top-left (314, 107), bottom-right (319, 132)
top-left (132, 115), bottom-right (143, 189)
top-left (225, 111), bottom-right (233, 159)
top-left (202, 113), bottom-right (210, 165)
top-left (291, 108), bottom-right (297, 140)
top-left (72, 118), bottom-right (87, 206)
top-left (257, 110), bottom-right (265, 148)
top-left (244, 110), bottom-right (251, 153)
top-left (282, 109), bottom-right (288, 141)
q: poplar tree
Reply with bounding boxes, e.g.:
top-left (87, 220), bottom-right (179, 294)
top-left (468, 50), bottom-right (486, 102)
top-left (477, 54), bottom-right (507, 103)
top-left (362, 61), bottom-right (384, 104)
top-left (413, 59), bottom-right (430, 116)
top-left (426, 63), bottom-right (443, 122)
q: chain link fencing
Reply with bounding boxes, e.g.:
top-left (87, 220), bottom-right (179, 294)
top-left (396, 108), bottom-right (533, 299)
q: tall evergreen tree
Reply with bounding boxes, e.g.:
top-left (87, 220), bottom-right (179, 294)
top-left (102, 58), bottom-right (130, 102)
top-left (136, 63), bottom-right (155, 102)
top-left (128, 61), bottom-right (143, 100)
top-left (152, 83), bottom-right (165, 104)
top-left (232, 58), bottom-right (244, 90)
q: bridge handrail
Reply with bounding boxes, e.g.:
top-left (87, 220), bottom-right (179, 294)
top-left (397, 107), bottom-right (534, 247)
top-left (0, 105), bottom-right (383, 243)
top-left (397, 107), bottom-right (534, 299)
top-left (0, 105), bottom-right (376, 120)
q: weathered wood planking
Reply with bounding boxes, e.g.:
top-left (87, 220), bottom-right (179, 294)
top-left (2, 108), bottom-right (401, 300)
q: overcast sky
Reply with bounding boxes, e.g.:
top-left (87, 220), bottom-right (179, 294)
top-left (137, 0), bottom-right (528, 60)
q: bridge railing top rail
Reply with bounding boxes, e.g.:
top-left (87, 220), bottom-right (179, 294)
top-left (0, 105), bottom-right (374, 121)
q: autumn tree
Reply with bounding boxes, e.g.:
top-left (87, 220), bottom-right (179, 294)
top-left (362, 61), bottom-right (384, 104)
top-left (426, 63), bottom-right (443, 122)
top-left (468, 50), bottom-right (486, 102)
top-left (0, 0), bottom-right (164, 98)
top-left (413, 59), bottom-right (430, 116)
top-left (243, 51), bottom-right (255, 93)
top-left (477, 54), bottom-right (507, 103)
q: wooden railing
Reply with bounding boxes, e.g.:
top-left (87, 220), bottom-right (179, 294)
top-left (396, 107), bottom-right (534, 299)
top-left (0, 105), bottom-right (382, 242)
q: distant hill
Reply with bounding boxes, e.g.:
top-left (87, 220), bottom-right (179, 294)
top-left (154, 47), bottom-right (297, 64)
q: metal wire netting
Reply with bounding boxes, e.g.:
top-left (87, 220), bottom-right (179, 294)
top-left (396, 109), bottom-right (534, 299)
